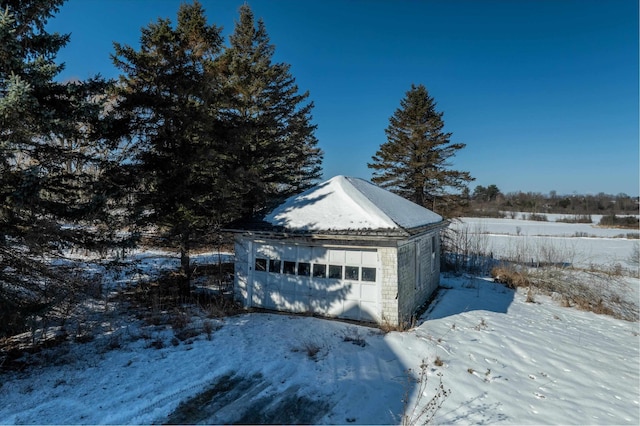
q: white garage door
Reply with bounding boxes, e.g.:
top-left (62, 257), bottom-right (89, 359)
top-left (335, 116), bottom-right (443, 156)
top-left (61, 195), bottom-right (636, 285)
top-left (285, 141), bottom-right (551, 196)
top-left (251, 243), bottom-right (380, 322)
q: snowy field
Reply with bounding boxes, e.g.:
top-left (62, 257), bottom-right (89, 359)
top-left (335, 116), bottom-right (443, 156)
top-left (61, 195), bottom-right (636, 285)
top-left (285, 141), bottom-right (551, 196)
top-left (1, 215), bottom-right (639, 424)
top-left (0, 274), bottom-right (638, 425)
top-left (450, 216), bottom-right (639, 269)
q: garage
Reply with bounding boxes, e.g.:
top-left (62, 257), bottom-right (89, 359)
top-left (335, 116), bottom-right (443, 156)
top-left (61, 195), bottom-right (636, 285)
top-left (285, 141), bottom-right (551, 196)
top-left (226, 175), bottom-right (448, 326)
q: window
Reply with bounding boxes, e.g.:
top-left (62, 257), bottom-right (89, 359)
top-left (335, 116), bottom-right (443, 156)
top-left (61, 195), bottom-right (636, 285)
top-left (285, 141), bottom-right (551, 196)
top-left (269, 259), bottom-right (281, 273)
top-left (361, 267), bottom-right (376, 282)
top-left (345, 266), bottom-right (359, 280)
top-left (283, 261), bottom-right (296, 275)
top-left (297, 262), bottom-right (311, 276)
top-left (255, 258), bottom-right (267, 272)
top-left (328, 265), bottom-right (342, 279)
top-left (312, 264), bottom-right (327, 278)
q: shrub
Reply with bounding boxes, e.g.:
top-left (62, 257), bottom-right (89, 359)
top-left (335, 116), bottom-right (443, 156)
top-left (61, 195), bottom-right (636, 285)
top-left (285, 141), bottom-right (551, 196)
top-left (341, 328), bottom-right (367, 347)
top-left (174, 327), bottom-right (200, 341)
top-left (526, 213), bottom-right (548, 222)
top-left (598, 215), bottom-right (639, 229)
top-left (202, 320), bottom-right (220, 341)
top-left (148, 337), bottom-right (164, 349)
top-left (198, 295), bottom-right (243, 318)
top-left (491, 266), bottom-right (530, 289)
top-left (468, 209), bottom-right (505, 218)
top-left (556, 214), bottom-right (592, 224)
top-left (292, 341), bottom-right (323, 360)
top-left (441, 224), bottom-right (495, 275)
top-left (525, 287), bottom-right (535, 303)
top-left (170, 309), bottom-right (190, 330)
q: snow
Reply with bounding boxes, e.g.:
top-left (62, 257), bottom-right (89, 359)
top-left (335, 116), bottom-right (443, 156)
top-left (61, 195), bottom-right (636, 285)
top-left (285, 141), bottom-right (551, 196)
top-left (264, 176), bottom-right (442, 231)
top-left (345, 177), bottom-right (443, 229)
top-left (1, 218), bottom-right (639, 424)
top-left (1, 274), bottom-right (638, 425)
top-left (451, 217), bottom-right (639, 269)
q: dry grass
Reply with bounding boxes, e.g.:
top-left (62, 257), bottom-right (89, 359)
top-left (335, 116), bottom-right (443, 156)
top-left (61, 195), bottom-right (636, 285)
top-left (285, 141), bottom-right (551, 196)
top-left (490, 266), bottom-right (530, 289)
top-left (490, 263), bottom-right (638, 321)
top-left (380, 316), bottom-right (414, 333)
top-left (292, 341), bottom-right (323, 360)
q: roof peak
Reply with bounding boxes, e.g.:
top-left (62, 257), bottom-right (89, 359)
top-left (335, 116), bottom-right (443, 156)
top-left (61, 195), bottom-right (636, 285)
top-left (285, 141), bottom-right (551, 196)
top-left (262, 175), bottom-right (443, 232)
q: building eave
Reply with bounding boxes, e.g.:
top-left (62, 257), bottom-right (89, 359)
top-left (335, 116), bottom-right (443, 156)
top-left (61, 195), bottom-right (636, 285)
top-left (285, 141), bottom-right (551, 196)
top-left (223, 219), bottom-right (449, 242)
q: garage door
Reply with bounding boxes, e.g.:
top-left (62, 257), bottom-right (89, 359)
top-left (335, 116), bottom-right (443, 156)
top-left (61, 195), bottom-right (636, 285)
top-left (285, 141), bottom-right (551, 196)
top-left (251, 243), bottom-right (380, 322)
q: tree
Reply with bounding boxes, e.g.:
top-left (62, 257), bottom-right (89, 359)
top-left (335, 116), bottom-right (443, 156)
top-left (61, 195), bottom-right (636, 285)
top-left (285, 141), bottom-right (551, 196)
top-left (473, 184), bottom-right (501, 202)
top-left (219, 4), bottom-right (322, 215)
top-left (369, 84), bottom-right (473, 215)
top-left (111, 1), bottom-right (225, 290)
top-left (0, 0), bottom-right (122, 337)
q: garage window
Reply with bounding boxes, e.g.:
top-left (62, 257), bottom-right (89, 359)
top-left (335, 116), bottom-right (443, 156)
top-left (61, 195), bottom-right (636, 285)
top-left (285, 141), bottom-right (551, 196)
top-left (297, 262), bottom-right (311, 276)
top-left (345, 266), bottom-right (359, 280)
top-left (269, 259), bottom-right (281, 273)
top-left (362, 267), bottom-right (376, 282)
top-left (328, 265), bottom-right (342, 279)
top-left (255, 258), bottom-right (267, 272)
top-left (313, 264), bottom-right (326, 278)
top-left (283, 261), bottom-right (296, 275)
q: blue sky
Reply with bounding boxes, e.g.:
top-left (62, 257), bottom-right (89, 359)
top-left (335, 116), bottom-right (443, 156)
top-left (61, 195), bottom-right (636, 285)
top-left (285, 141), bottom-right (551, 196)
top-left (46, 0), bottom-right (639, 196)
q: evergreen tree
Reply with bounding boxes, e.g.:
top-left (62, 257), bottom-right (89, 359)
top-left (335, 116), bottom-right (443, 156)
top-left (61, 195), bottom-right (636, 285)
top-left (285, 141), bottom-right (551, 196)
top-left (0, 0), bottom-right (122, 336)
top-left (220, 4), bottom-right (322, 215)
top-left (369, 84), bottom-right (473, 215)
top-left (111, 1), bottom-right (225, 289)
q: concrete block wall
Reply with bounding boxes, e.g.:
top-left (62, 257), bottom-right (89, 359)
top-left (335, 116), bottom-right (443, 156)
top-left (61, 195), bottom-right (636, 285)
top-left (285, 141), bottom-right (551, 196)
top-left (378, 246), bottom-right (399, 325)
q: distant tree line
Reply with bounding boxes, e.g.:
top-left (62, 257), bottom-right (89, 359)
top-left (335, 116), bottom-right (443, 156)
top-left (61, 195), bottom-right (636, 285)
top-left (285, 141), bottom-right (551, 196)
top-left (460, 184), bottom-right (639, 216)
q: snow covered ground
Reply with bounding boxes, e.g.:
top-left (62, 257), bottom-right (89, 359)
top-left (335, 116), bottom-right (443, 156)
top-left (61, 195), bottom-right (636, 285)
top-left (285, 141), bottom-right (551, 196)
top-left (1, 216), bottom-right (639, 424)
top-left (0, 275), bottom-right (638, 424)
top-left (450, 216), bottom-right (639, 269)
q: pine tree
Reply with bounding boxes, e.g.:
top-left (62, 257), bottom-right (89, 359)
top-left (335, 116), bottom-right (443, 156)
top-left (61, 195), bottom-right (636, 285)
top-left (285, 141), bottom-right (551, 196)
top-left (220, 4), bottom-right (322, 215)
top-left (368, 84), bottom-right (473, 215)
top-left (111, 1), bottom-right (225, 290)
top-left (0, 0), bottom-right (122, 336)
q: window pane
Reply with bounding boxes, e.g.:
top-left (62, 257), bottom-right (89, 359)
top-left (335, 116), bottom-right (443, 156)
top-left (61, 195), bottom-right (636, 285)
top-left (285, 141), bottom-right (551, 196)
top-left (345, 266), bottom-right (359, 280)
top-left (328, 265), bottom-right (342, 279)
top-left (362, 267), bottom-right (376, 282)
top-left (269, 259), bottom-right (281, 273)
top-left (298, 262), bottom-right (311, 276)
top-left (312, 264), bottom-right (327, 278)
top-left (255, 258), bottom-right (267, 272)
top-left (283, 261), bottom-right (296, 275)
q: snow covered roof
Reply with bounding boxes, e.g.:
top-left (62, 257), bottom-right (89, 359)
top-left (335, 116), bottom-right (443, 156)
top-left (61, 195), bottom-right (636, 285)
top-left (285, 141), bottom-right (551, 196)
top-left (257, 175), bottom-right (443, 233)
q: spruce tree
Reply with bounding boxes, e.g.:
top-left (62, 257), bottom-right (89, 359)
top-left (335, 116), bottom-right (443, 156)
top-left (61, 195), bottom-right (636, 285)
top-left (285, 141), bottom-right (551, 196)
top-left (368, 84), bottom-right (473, 215)
top-left (0, 0), bottom-right (122, 336)
top-left (111, 1), bottom-right (225, 289)
top-left (220, 4), bottom-right (322, 215)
